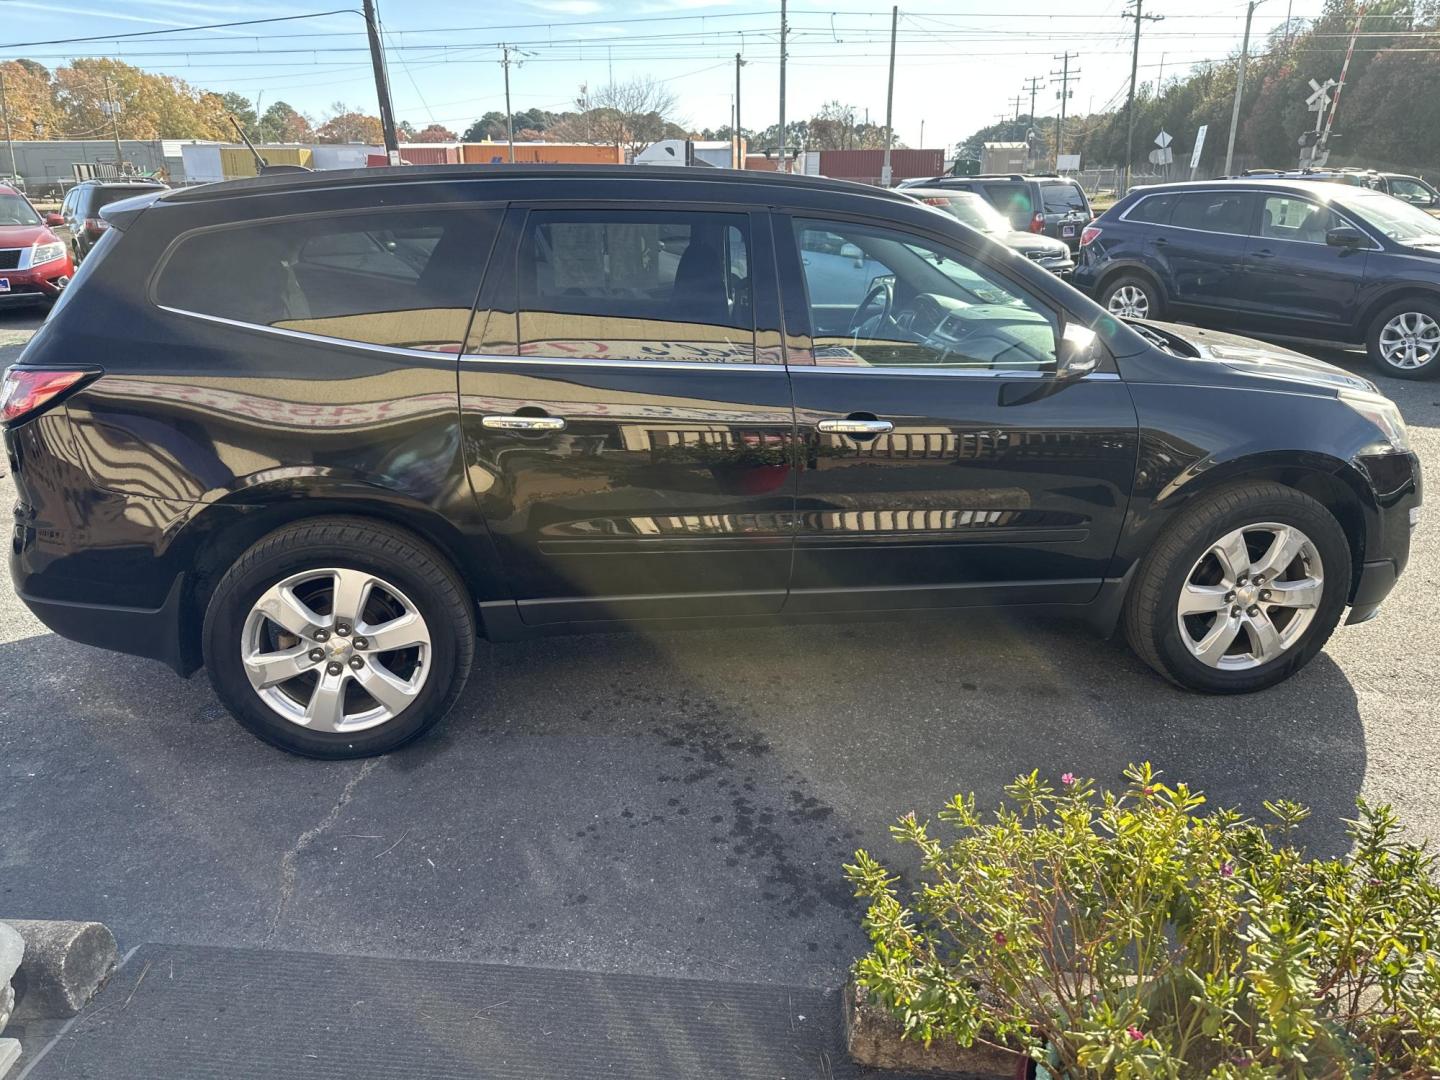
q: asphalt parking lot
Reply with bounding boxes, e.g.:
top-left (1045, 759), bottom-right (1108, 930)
top-left (1, 304), bottom-right (1437, 1000)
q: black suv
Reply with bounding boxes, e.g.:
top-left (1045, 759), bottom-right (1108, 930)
top-left (54, 178), bottom-right (168, 263)
top-left (899, 174), bottom-right (1093, 250)
top-left (3, 166), bottom-right (1421, 757)
top-left (1075, 179), bottom-right (1440, 378)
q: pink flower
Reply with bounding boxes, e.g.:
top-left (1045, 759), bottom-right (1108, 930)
top-left (1061, 773), bottom-right (1076, 786)
top-left (1127, 1026), bottom-right (1144, 1042)
top-left (1221, 861), bottom-right (1235, 878)
top-left (993, 931), bottom-right (1007, 946)
top-left (1143, 786), bottom-right (1156, 796)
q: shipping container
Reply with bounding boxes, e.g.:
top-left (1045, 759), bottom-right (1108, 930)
top-left (815, 148), bottom-right (945, 186)
top-left (744, 155), bottom-right (782, 172)
top-left (312, 145), bottom-right (383, 171)
top-left (461, 142), bottom-right (624, 165)
top-left (394, 144), bottom-right (462, 165)
top-left (218, 145), bottom-right (313, 179)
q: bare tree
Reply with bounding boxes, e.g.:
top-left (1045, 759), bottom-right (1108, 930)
top-left (549, 77), bottom-right (682, 156)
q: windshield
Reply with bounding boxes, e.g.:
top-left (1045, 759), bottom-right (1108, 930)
top-left (1350, 191), bottom-right (1440, 245)
top-left (0, 193), bottom-right (41, 227)
top-left (915, 194), bottom-right (1010, 235)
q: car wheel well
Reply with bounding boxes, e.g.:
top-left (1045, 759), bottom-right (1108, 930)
top-left (1358, 288), bottom-right (1440, 341)
top-left (1176, 468), bottom-right (1365, 586)
top-left (1097, 264), bottom-right (1164, 302)
top-left (180, 503), bottom-right (490, 667)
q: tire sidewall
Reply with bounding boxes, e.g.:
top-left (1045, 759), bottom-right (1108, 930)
top-left (1367, 298), bottom-right (1440, 380)
top-left (1146, 496), bottom-right (1350, 693)
top-left (203, 536), bottom-right (468, 758)
top-left (1101, 273), bottom-right (1164, 321)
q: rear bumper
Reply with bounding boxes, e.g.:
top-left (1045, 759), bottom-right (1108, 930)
top-left (18, 574), bottom-right (196, 675)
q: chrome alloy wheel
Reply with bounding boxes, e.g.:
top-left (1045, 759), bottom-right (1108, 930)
top-left (1106, 284), bottom-right (1150, 319)
top-left (1176, 522), bottom-right (1324, 671)
top-left (241, 568), bottom-right (432, 732)
top-left (1378, 311), bottom-right (1440, 370)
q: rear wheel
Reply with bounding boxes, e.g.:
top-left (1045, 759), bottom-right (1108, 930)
top-left (1367, 298), bottom-right (1440, 379)
top-left (203, 518), bottom-right (474, 758)
top-left (1100, 273), bottom-right (1164, 321)
top-left (1124, 483), bottom-right (1350, 694)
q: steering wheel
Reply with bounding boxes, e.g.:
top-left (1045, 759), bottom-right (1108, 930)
top-left (847, 279), bottom-right (895, 337)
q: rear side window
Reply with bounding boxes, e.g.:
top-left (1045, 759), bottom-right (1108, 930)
top-left (1170, 192), bottom-right (1255, 234)
top-left (982, 182), bottom-right (1032, 220)
top-left (1124, 193), bottom-right (1177, 224)
top-left (514, 209), bottom-right (755, 363)
top-left (154, 208), bottom-right (500, 352)
top-left (1040, 182), bottom-right (1087, 214)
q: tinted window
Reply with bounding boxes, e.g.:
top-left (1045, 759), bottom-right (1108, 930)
top-left (516, 209), bottom-right (754, 363)
top-left (1125, 193), bottom-right (1177, 224)
top-left (155, 208), bottom-right (500, 352)
top-left (982, 182), bottom-right (1033, 222)
top-left (791, 218), bottom-right (1057, 371)
top-left (1170, 192), bottom-right (1255, 234)
top-left (1040, 182), bottom-right (1087, 214)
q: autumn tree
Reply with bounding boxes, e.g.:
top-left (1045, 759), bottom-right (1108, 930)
top-left (52, 58), bottom-right (230, 140)
top-left (256, 102), bottom-right (313, 143)
top-left (315, 103), bottom-right (384, 144)
top-left (410, 123), bottom-right (457, 142)
top-left (0, 59), bottom-right (62, 139)
top-left (549, 78), bottom-right (682, 155)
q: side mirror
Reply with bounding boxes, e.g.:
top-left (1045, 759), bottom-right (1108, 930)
top-left (44, 212), bottom-right (63, 227)
top-left (1326, 226), bottom-right (1366, 248)
top-left (1057, 321), bottom-right (1100, 378)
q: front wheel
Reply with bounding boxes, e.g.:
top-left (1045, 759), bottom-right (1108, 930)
top-left (202, 518), bottom-right (475, 758)
top-left (1367, 298), bottom-right (1440, 379)
top-left (1100, 273), bottom-right (1164, 322)
top-left (1124, 483), bottom-right (1350, 694)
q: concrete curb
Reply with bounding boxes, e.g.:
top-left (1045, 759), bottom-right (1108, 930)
top-left (843, 980), bottom-right (1024, 1079)
top-left (0, 920), bottom-right (117, 1021)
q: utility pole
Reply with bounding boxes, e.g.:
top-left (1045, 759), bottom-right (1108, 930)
top-left (361, 0), bottom-right (400, 161)
top-left (501, 45), bottom-right (516, 163)
top-left (1023, 75), bottom-right (1044, 123)
top-left (103, 78), bottom-right (123, 172)
top-left (734, 52), bottom-right (746, 169)
top-left (0, 66), bottom-right (16, 183)
top-left (1022, 74), bottom-right (1044, 170)
top-left (1222, 0), bottom-right (1266, 177)
top-left (1051, 52), bottom-right (1079, 169)
top-left (919, 118), bottom-right (925, 148)
top-left (882, 5), bottom-right (898, 186)
top-left (1010, 95), bottom-right (1023, 122)
top-left (777, 0), bottom-right (788, 172)
top-left (1122, 0), bottom-right (1163, 192)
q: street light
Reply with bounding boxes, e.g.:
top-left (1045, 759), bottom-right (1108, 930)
top-left (1222, 0), bottom-right (1267, 177)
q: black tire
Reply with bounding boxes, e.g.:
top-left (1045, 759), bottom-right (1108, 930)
top-left (1365, 297), bottom-right (1440, 379)
top-left (1099, 272), bottom-right (1165, 322)
top-left (1123, 482), bottom-right (1351, 694)
top-left (203, 517), bottom-right (475, 758)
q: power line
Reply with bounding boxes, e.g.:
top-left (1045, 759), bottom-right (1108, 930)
top-left (0, 10), bottom-right (357, 51)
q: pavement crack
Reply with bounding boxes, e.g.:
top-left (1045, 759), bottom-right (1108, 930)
top-left (268, 758), bottom-right (379, 940)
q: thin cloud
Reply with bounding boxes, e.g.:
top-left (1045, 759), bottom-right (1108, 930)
top-left (528, 0), bottom-right (606, 14)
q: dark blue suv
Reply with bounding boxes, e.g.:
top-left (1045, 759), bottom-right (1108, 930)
top-left (1074, 179), bottom-right (1440, 378)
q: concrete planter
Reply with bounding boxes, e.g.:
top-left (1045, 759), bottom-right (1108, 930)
top-left (843, 979), bottom-right (1027, 1079)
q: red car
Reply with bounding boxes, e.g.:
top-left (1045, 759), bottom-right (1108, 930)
top-left (0, 184), bottom-right (74, 309)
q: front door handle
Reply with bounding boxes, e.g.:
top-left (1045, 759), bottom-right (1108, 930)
top-left (816, 418), bottom-right (894, 435)
top-left (482, 414), bottom-right (567, 431)
top-left (1252, 248), bottom-right (1276, 259)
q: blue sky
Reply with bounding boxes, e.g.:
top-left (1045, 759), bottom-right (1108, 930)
top-left (0, 0), bottom-right (1308, 152)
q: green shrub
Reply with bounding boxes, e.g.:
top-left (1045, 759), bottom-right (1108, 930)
top-left (845, 764), bottom-right (1440, 1079)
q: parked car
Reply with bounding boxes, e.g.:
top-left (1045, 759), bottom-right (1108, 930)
top-left (3, 165), bottom-right (1420, 756)
top-left (904, 187), bottom-right (1075, 274)
top-left (1241, 168), bottom-right (1440, 211)
top-left (898, 174), bottom-right (1093, 250)
top-left (1075, 178), bottom-right (1440, 378)
top-left (0, 183), bottom-right (74, 309)
top-left (53, 178), bottom-right (168, 264)
top-left (1364, 172), bottom-right (1440, 210)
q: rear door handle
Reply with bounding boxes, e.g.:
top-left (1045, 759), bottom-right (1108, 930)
top-left (1153, 237), bottom-right (1169, 247)
top-left (482, 414), bottom-right (567, 431)
top-left (1252, 249), bottom-right (1276, 258)
top-left (816, 419), bottom-right (894, 435)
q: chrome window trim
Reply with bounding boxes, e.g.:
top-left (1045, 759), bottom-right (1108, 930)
top-left (158, 307), bottom-right (1121, 381)
top-left (1119, 188), bottom-right (1385, 250)
top-left (157, 305), bottom-right (473, 362)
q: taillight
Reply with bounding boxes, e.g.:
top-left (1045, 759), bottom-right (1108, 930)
top-left (1029, 212), bottom-right (1045, 233)
top-left (1080, 225), bottom-right (1102, 247)
top-left (83, 217), bottom-right (109, 236)
top-left (0, 368), bottom-right (91, 425)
